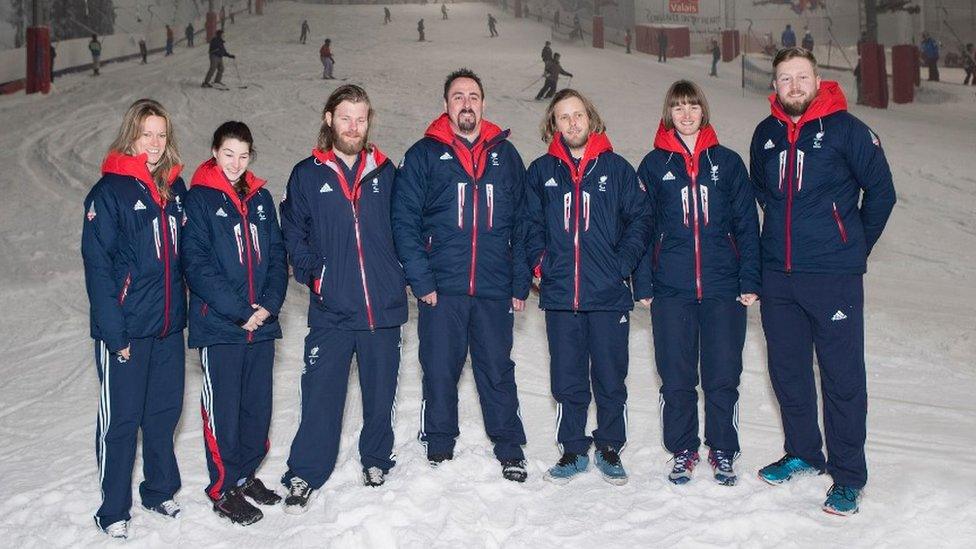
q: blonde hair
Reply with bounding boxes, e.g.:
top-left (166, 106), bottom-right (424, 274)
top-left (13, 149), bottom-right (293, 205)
top-left (108, 98), bottom-right (181, 201)
top-left (539, 88), bottom-right (606, 144)
top-left (317, 84), bottom-right (374, 152)
top-left (661, 80), bottom-right (710, 131)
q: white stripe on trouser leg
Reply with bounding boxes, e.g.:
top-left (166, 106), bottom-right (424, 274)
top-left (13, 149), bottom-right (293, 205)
top-left (732, 401), bottom-right (740, 460)
top-left (417, 399), bottom-right (428, 451)
top-left (658, 393), bottom-right (668, 452)
top-left (554, 402), bottom-right (563, 454)
top-left (97, 341), bottom-right (110, 494)
top-left (202, 347), bottom-right (216, 438)
top-left (619, 403), bottom-right (629, 453)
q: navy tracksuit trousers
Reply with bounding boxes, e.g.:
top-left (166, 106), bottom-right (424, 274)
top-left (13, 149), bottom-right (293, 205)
top-left (761, 270), bottom-right (867, 488)
top-left (93, 331), bottom-right (184, 528)
top-left (284, 327), bottom-right (401, 489)
top-left (199, 341), bottom-right (274, 501)
top-left (651, 296), bottom-right (746, 454)
top-left (417, 295), bottom-right (527, 460)
top-left (546, 310), bottom-right (630, 454)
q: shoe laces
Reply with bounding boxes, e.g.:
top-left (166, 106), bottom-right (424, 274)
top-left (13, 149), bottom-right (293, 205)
top-left (501, 459), bottom-right (526, 469)
top-left (105, 521), bottom-right (127, 537)
top-left (289, 476), bottom-right (309, 495)
top-left (159, 500), bottom-right (180, 515)
top-left (364, 467), bottom-right (384, 482)
top-left (710, 450), bottom-right (734, 471)
top-left (556, 453), bottom-right (580, 467)
top-left (671, 450), bottom-right (699, 471)
top-left (827, 484), bottom-right (859, 503)
top-left (599, 448), bottom-right (621, 467)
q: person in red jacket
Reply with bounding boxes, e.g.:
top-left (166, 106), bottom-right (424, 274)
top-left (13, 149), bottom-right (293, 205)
top-left (82, 99), bottom-right (187, 539)
top-left (320, 38), bottom-right (335, 79)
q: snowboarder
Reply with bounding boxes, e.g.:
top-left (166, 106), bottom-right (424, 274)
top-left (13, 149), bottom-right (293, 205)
top-left (183, 121), bottom-right (287, 526)
top-left (541, 40), bottom-right (552, 64)
top-left (300, 19), bottom-right (310, 44)
top-left (801, 27), bottom-right (814, 51)
top-left (383, 6), bottom-right (392, 24)
top-left (89, 34), bottom-right (101, 75)
top-left (202, 30), bottom-right (236, 88)
top-left (524, 88), bottom-right (652, 486)
top-left (418, 18), bottom-right (425, 41)
top-left (750, 48), bottom-right (896, 517)
top-left (535, 52), bottom-right (572, 100)
top-left (781, 24), bottom-right (796, 48)
top-left (710, 39), bottom-right (720, 76)
top-left (319, 38), bottom-right (335, 79)
top-left (658, 29), bottom-right (668, 62)
top-left (441, 3), bottom-right (448, 20)
top-left (186, 22), bottom-right (195, 47)
top-left (633, 80), bottom-right (760, 488)
top-left (83, 98), bottom-right (188, 540)
top-left (165, 25), bottom-right (174, 55)
top-left (488, 13), bottom-right (498, 37)
top-left (279, 85), bottom-right (408, 513)
top-left (138, 38), bottom-right (148, 64)
top-left (920, 32), bottom-right (940, 82)
top-left (392, 69), bottom-right (531, 484)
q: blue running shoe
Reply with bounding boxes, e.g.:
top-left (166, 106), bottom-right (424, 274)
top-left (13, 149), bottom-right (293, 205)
top-left (594, 448), bottom-right (628, 486)
top-left (708, 449), bottom-right (737, 486)
top-left (758, 454), bottom-right (822, 485)
top-left (668, 449), bottom-right (700, 485)
top-left (823, 484), bottom-right (861, 516)
top-left (544, 452), bottom-right (589, 485)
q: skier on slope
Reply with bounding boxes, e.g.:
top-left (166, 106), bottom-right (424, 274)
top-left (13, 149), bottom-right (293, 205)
top-left (320, 38), bottom-right (335, 79)
top-left (488, 13), bottom-right (498, 37)
top-left (541, 40), bottom-right (552, 64)
top-left (300, 19), bottom-right (310, 44)
top-left (418, 19), bottom-right (425, 41)
top-left (202, 30), bottom-right (236, 88)
top-left (535, 52), bottom-right (572, 100)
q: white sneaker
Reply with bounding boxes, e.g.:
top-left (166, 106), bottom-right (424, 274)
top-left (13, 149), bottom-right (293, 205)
top-left (362, 467), bottom-right (386, 487)
top-left (145, 499), bottom-right (181, 518)
top-left (103, 520), bottom-right (128, 539)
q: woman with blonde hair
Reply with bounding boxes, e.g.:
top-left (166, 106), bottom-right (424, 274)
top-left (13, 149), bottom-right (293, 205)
top-left (633, 80), bottom-right (760, 486)
top-left (82, 98), bottom-right (187, 539)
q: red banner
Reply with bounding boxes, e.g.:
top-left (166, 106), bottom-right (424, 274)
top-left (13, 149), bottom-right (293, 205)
top-left (669, 0), bottom-right (698, 14)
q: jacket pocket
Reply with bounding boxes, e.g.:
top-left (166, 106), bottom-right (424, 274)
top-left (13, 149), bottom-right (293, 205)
top-left (533, 250), bottom-right (546, 279)
top-left (652, 233), bottom-right (665, 271)
top-left (831, 202), bottom-right (848, 244)
top-left (118, 272), bottom-right (132, 304)
top-left (312, 262), bottom-right (326, 299)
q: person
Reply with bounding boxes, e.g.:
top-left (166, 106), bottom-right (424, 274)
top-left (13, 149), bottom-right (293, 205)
top-left (220, 6), bottom-right (227, 31)
top-left (920, 33), bottom-right (940, 82)
top-left (165, 25), bottom-right (174, 55)
top-left (418, 19), bottom-right (425, 42)
top-left (553, 9), bottom-right (560, 31)
top-left (749, 48), bottom-right (896, 516)
top-left (963, 43), bottom-right (976, 85)
top-left (710, 39), bottom-right (720, 76)
top-left (186, 23), bottom-right (195, 48)
top-left (89, 34), bottom-right (102, 76)
top-left (625, 29), bottom-right (631, 54)
top-left (279, 85), bottom-right (408, 513)
top-left (139, 38), bottom-right (148, 64)
top-left (801, 27), bottom-right (814, 51)
top-left (781, 24), bottom-right (796, 49)
top-left (82, 98), bottom-right (188, 539)
top-left (49, 42), bottom-right (56, 82)
top-left (442, 3), bottom-right (448, 20)
top-left (320, 38), bottom-right (335, 79)
top-left (535, 52), bottom-right (572, 100)
top-left (524, 89), bottom-right (651, 485)
top-left (541, 40), bottom-right (552, 64)
top-left (202, 30), bottom-right (235, 88)
top-left (384, 6), bottom-right (392, 24)
top-left (392, 69), bottom-right (531, 483)
top-left (571, 15), bottom-right (583, 42)
top-left (658, 29), bottom-right (668, 63)
top-left (633, 80), bottom-right (760, 487)
top-left (300, 19), bottom-right (310, 44)
top-left (488, 13), bottom-right (498, 37)
top-left (182, 122), bottom-right (287, 526)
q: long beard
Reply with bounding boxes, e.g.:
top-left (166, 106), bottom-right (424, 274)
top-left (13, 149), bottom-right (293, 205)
top-left (334, 129), bottom-right (366, 156)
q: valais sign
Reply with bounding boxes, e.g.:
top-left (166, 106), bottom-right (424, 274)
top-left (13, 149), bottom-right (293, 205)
top-left (669, 0), bottom-right (698, 14)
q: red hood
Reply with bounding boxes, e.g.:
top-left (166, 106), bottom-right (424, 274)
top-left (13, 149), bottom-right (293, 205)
top-left (768, 80), bottom-right (847, 131)
top-left (190, 158), bottom-right (266, 212)
top-left (101, 151), bottom-right (183, 206)
top-left (547, 131), bottom-right (613, 183)
top-left (311, 145), bottom-right (389, 202)
top-left (311, 144), bottom-right (388, 170)
top-left (423, 113), bottom-right (504, 146)
top-left (653, 121), bottom-right (719, 156)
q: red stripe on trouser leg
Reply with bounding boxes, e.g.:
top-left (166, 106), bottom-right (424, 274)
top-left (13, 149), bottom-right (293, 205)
top-left (201, 404), bottom-right (227, 501)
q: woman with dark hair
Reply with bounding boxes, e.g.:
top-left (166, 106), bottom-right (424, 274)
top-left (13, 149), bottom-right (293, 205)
top-left (82, 98), bottom-right (187, 539)
top-left (633, 80), bottom-right (760, 487)
top-left (182, 121), bottom-right (288, 525)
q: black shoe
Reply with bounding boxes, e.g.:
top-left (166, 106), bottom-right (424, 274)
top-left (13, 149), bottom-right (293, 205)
top-left (362, 467), bottom-right (386, 487)
top-left (428, 452), bottom-right (453, 467)
top-left (500, 459), bottom-right (527, 483)
top-left (240, 476), bottom-right (281, 505)
top-left (213, 488), bottom-right (263, 526)
top-left (283, 476), bottom-right (315, 515)
top-left (201, 82), bottom-right (212, 88)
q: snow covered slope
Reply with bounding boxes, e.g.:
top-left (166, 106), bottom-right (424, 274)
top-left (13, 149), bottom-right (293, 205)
top-left (1, 2), bottom-right (974, 547)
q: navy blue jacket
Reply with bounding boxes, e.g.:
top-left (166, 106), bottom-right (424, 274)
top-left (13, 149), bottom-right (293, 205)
top-left (281, 147), bottom-right (407, 331)
top-left (749, 81), bottom-right (896, 275)
top-left (392, 114), bottom-right (531, 301)
top-left (182, 159), bottom-right (288, 348)
top-left (633, 123), bottom-right (760, 301)
top-left (82, 152), bottom-right (187, 352)
top-left (525, 132), bottom-right (652, 312)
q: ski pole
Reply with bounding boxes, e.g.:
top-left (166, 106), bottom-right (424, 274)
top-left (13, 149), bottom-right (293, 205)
top-left (520, 74), bottom-right (544, 91)
top-left (233, 58), bottom-right (246, 88)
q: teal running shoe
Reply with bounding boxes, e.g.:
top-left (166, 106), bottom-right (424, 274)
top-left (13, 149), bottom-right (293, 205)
top-left (758, 454), bottom-right (822, 485)
top-left (594, 448), bottom-right (628, 486)
top-left (822, 484), bottom-right (861, 516)
top-left (544, 452), bottom-right (589, 485)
